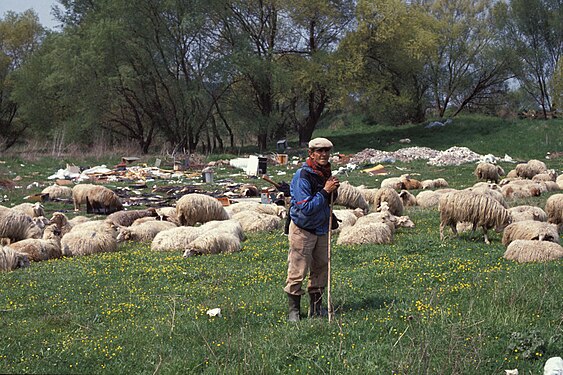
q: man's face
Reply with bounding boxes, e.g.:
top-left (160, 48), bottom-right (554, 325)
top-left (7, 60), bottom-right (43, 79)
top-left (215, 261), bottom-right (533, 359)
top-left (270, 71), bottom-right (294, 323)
top-left (308, 147), bottom-right (331, 166)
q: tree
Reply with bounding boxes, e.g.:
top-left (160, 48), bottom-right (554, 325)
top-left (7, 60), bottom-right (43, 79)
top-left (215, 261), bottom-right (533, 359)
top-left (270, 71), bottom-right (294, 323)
top-left (0, 10), bottom-right (44, 150)
top-left (336, 0), bottom-right (437, 124)
top-left (423, 0), bottom-right (514, 118)
top-left (281, 0), bottom-right (355, 145)
top-left (494, 0), bottom-right (563, 118)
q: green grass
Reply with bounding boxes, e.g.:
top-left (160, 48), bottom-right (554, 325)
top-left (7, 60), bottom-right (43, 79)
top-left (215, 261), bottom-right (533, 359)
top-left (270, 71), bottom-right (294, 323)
top-left (1, 115), bottom-right (562, 374)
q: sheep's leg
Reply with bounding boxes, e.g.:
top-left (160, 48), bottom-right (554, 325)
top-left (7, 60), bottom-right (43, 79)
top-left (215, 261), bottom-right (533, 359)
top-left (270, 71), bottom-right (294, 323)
top-left (439, 221), bottom-right (446, 240)
top-left (450, 223), bottom-right (458, 237)
top-left (469, 223), bottom-right (477, 238)
top-left (482, 226), bottom-right (490, 244)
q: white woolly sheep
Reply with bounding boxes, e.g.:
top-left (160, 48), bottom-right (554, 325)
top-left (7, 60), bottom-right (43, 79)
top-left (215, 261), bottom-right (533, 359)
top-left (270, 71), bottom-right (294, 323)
top-left (224, 201), bottom-right (260, 216)
top-left (380, 177), bottom-right (402, 190)
top-left (0, 246), bottom-right (30, 272)
top-left (69, 220), bottom-right (118, 240)
top-left (131, 217), bottom-right (159, 226)
top-left (155, 207), bottom-right (180, 225)
top-left (61, 228), bottom-right (118, 257)
top-left (415, 189), bottom-right (457, 208)
top-left (372, 187), bottom-right (403, 216)
top-left (504, 240), bottom-right (563, 263)
top-left (198, 219), bottom-right (245, 241)
top-left (545, 194), bottom-right (563, 230)
top-left (232, 211), bottom-right (281, 232)
top-left (532, 170), bottom-right (557, 182)
top-left (466, 185), bottom-right (508, 208)
top-left (439, 190), bottom-right (512, 244)
top-left (502, 220), bottom-right (559, 246)
top-left (11, 202), bottom-right (45, 218)
top-left (68, 216), bottom-right (90, 226)
top-left (225, 201), bottom-right (286, 219)
top-left (8, 224), bottom-right (62, 261)
top-left (421, 178), bottom-right (449, 190)
top-left (358, 187), bottom-right (379, 205)
top-left (508, 205), bottom-right (548, 222)
top-left (106, 207), bottom-right (158, 227)
top-left (151, 226), bottom-right (204, 252)
top-left (515, 159), bottom-right (547, 179)
top-left (556, 175), bottom-right (563, 190)
top-left (175, 193), bottom-right (230, 226)
top-left (539, 180), bottom-right (560, 192)
top-left (335, 203), bottom-right (413, 246)
top-left (399, 190), bottom-right (417, 207)
top-left (0, 210), bottom-right (42, 242)
top-left (474, 162), bottom-right (505, 183)
top-left (183, 229), bottom-right (241, 257)
top-left (116, 221), bottom-right (177, 243)
top-left (363, 203), bottom-right (415, 232)
top-left (41, 184), bottom-right (73, 200)
top-left (501, 181), bottom-right (543, 199)
top-left (336, 220), bottom-right (394, 246)
top-left (332, 209), bottom-right (362, 234)
top-left (505, 169), bottom-right (518, 179)
top-left (334, 181), bottom-right (370, 213)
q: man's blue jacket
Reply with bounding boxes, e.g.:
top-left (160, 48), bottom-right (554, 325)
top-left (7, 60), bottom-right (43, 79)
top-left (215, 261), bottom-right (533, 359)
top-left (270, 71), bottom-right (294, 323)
top-left (289, 163), bottom-right (337, 235)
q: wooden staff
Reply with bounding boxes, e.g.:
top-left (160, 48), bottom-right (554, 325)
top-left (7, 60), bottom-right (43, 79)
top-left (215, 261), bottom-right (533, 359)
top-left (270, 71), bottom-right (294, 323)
top-left (327, 192), bottom-right (334, 323)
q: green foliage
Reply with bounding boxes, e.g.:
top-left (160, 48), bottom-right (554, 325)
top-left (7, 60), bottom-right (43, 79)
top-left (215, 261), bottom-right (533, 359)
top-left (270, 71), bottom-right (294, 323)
top-left (507, 331), bottom-right (546, 360)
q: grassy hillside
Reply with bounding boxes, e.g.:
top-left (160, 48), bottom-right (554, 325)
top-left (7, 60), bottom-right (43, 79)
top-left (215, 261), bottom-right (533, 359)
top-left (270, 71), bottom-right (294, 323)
top-left (0, 115), bottom-right (562, 374)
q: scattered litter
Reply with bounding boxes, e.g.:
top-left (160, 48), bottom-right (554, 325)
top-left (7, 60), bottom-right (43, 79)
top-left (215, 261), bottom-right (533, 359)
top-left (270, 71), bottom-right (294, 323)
top-left (361, 164), bottom-right (388, 175)
top-left (399, 138), bottom-right (411, 144)
top-left (206, 308), bottom-right (222, 317)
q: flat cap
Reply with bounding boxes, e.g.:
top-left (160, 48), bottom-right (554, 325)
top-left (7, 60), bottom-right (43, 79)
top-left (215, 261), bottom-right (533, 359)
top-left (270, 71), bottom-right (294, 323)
top-left (308, 137), bottom-right (333, 149)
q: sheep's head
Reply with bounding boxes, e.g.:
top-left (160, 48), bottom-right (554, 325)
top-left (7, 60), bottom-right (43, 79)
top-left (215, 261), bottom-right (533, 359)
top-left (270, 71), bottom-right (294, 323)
top-left (396, 216), bottom-right (415, 229)
top-left (43, 224), bottom-right (61, 239)
top-left (183, 248), bottom-right (202, 258)
top-left (495, 212), bottom-right (513, 232)
top-left (49, 212), bottom-right (68, 227)
top-left (115, 227), bottom-right (131, 243)
top-left (16, 253), bottom-right (30, 269)
top-left (376, 201), bottom-right (390, 213)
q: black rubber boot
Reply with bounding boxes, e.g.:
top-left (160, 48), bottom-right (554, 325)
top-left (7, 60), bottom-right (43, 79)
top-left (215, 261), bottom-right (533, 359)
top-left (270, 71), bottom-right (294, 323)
top-left (308, 292), bottom-right (328, 318)
top-left (287, 294), bottom-right (301, 322)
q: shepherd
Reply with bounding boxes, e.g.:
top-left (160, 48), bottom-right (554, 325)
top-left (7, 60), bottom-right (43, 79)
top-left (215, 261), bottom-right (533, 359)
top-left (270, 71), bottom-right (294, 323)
top-left (284, 137), bottom-right (340, 322)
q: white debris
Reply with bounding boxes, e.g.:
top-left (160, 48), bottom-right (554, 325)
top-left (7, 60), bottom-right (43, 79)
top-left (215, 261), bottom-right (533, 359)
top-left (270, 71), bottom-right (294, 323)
top-left (82, 165), bottom-right (111, 175)
top-left (48, 168), bottom-right (81, 180)
top-left (480, 154), bottom-right (497, 163)
top-left (544, 357), bottom-right (563, 375)
top-left (206, 308), bottom-right (222, 317)
top-left (350, 146), bottom-right (495, 166)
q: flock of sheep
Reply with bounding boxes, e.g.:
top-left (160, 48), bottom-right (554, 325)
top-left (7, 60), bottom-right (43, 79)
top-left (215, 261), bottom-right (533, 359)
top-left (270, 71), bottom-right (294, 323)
top-left (1, 158), bottom-right (563, 272)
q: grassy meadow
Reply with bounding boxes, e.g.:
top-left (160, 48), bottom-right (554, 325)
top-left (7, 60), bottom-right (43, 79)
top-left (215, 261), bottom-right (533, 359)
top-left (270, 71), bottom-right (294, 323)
top-left (1, 115), bottom-right (562, 374)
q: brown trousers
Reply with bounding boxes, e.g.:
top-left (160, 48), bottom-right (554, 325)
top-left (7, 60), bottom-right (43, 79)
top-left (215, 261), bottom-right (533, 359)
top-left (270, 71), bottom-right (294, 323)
top-left (283, 221), bottom-right (329, 296)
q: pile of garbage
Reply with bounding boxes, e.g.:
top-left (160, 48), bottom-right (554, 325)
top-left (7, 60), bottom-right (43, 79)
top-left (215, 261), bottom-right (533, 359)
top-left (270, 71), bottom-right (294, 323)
top-left (350, 146), bottom-right (512, 166)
